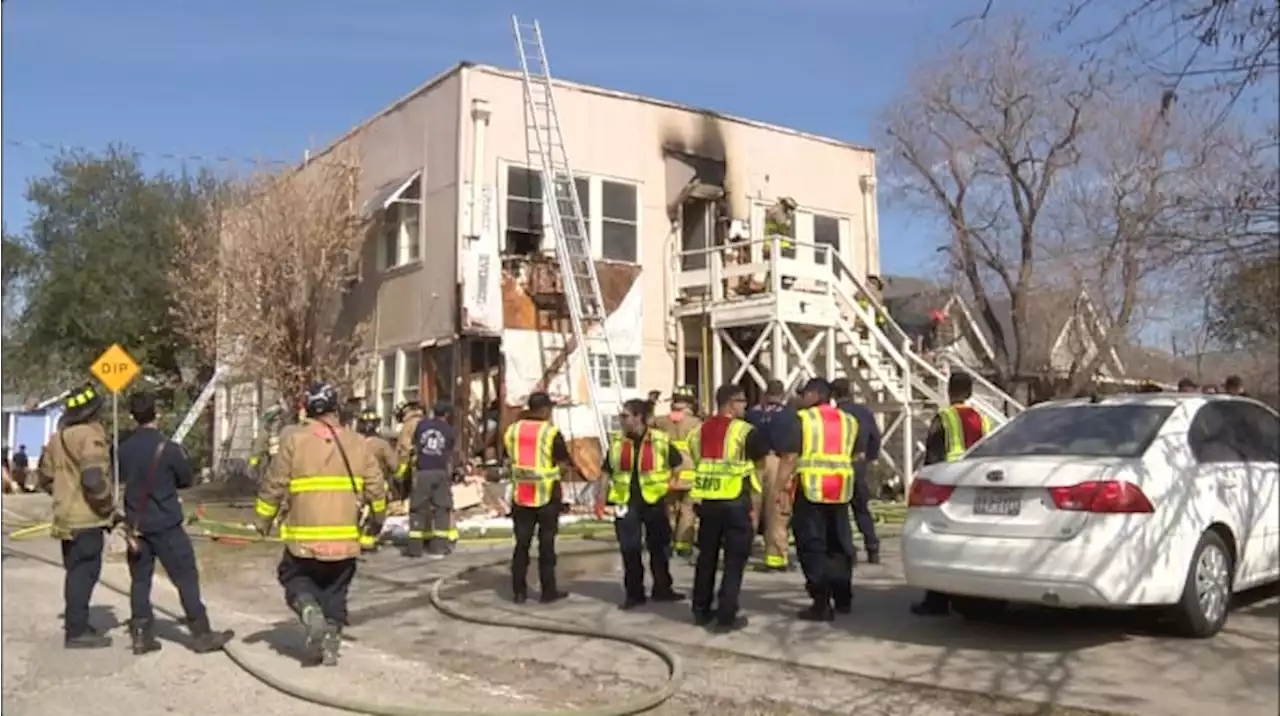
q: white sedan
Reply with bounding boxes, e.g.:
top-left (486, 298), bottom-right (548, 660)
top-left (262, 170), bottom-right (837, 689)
top-left (901, 393), bottom-right (1280, 638)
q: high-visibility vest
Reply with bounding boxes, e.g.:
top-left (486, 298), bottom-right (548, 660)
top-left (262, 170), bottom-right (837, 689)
top-left (504, 419), bottom-right (561, 508)
top-left (938, 404), bottom-right (991, 462)
top-left (688, 418), bottom-right (759, 501)
top-left (795, 404), bottom-right (858, 504)
top-left (606, 429), bottom-right (672, 506)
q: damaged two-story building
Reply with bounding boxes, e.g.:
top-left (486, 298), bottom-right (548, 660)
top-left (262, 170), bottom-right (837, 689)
top-left (216, 60), bottom-right (906, 476)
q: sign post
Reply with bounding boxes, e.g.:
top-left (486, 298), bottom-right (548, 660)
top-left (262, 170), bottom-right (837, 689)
top-left (89, 344), bottom-right (141, 502)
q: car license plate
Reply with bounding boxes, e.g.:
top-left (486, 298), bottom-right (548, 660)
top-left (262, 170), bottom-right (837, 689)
top-left (974, 488), bottom-right (1022, 516)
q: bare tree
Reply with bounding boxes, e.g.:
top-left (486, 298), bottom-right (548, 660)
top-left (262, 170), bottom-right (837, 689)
top-left (170, 152), bottom-right (371, 406)
top-left (879, 17), bottom-right (1265, 395)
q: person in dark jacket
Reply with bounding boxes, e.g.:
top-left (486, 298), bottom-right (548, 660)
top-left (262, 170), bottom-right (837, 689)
top-left (119, 391), bottom-right (233, 656)
top-left (830, 378), bottom-right (882, 563)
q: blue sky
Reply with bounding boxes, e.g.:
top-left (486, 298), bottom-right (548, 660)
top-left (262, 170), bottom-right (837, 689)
top-left (6, 0), bottom-right (1034, 277)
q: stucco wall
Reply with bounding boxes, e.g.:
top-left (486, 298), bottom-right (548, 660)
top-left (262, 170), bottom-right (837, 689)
top-left (462, 65), bottom-right (878, 427)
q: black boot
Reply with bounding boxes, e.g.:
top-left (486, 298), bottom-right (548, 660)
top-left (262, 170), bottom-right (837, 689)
top-left (129, 618), bottom-right (162, 655)
top-left (188, 614), bottom-right (234, 654)
top-left (865, 549), bottom-right (881, 565)
top-left (293, 597), bottom-right (327, 665)
top-left (797, 601), bottom-right (835, 622)
top-left (320, 621), bottom-right (342, 666)
top-left (65, 627), bottom-right (112, 650)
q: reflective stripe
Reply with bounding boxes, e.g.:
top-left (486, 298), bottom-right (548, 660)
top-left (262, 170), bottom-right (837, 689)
top-left (396, 463), bottom-right (409, 478)
top-left (254, 499), bottom-right (278, 519)
top-left (289, 475), bottom-right (365, 493)
top-left (369, 499), bottom-right (387, 513)
top-left (279, 525), bottom-right (360, 541)
top-left (358, 534), bottom-right (377, 547)
top-left (606, 430), bottom-right (672, 505)
top-left (505, 420), bottom-right (561, 508)
top-left (796, 405), bottom-right (857, 504)
top-left (408, 529), bottom-right (427, 539)
top-left (764, 554), bottom-right (788, 567)
top-left (689, 418), bottom-right (757, 501)
top-left (938, 405), bottom-right (991, 462)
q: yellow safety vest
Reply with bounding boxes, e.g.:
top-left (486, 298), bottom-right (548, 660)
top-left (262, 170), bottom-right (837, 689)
top-left (504, 419), bottom-right (561, 508)
top-left (938, 405), bottom-right (992, 462)
top-left (688, 418), bottom-right (759, 501)
top-left (606, 430), bottom-right (672, 506)
top-left (795, 405), bottom-right (858, 504)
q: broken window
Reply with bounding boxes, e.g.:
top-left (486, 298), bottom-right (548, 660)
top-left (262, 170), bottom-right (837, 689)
top-left (506, 166), bottom-right (544, 255)
top-left (813, 214), bottom-right (840, 266)
top-left (601, 180), bottom-right (638, 263)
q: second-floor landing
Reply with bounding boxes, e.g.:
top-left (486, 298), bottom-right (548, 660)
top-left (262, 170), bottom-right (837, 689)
top-left (669, 235), bottom-right (887, 332)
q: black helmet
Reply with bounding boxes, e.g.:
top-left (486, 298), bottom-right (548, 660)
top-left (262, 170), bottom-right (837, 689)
top-left (63, 383), bottom-right (105, 425)
top-left (303, 381), bottom-right (340, 418)
top-left (394, 400), bottom-right (422, 422)
top-left (356, 409), bottom-right (380, 436)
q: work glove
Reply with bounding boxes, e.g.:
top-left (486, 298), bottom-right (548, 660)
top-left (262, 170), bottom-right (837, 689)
top-left (365, 514), bottom-right (386, 540)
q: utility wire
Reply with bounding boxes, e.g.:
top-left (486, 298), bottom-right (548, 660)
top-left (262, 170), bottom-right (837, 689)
top-left (2, 137), bottom-right (353, 169)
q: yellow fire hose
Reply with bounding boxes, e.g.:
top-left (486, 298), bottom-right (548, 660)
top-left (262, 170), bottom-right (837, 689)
top-left (2, 528), bottom-right (685, 716)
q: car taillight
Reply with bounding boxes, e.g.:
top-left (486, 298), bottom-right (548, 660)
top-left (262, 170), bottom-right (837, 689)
top-left (908, 478), bottom-right (955, 507)
top-left (1048, 481), bottom-right (1154, 514)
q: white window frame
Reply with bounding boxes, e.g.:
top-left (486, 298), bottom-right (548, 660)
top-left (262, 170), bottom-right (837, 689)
top-left (498, 159), bottom-right (641, 264)
top-left (380, 200), bottom-right (421, 270)
top-left (588, 353), bottom-right (640, 390)
top-left (376, 348), bottom-right (424, 429)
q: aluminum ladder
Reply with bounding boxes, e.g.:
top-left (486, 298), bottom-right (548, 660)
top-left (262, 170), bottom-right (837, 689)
top-left (511, 16), bottom-right (625, 449)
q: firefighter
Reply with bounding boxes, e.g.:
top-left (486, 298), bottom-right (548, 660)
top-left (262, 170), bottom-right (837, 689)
top-left (776, 378), bottom-right (860, 621)
top-left (744, 379), bottom-right (793, 572)
top-left (253, 381), bottom-right (387, 666)
top-left (39, 383), bottom-right (117, 648)
top-left (597, 398), bottom-right (686, 610)
top-left (687, 384), bottom-right (768, 632)
top-left (652, 386), bottom-right (701, 558)
top-left (119, 390), bottom-right (234, 655)
top-left (407, 402), bottom-right (457, 559)
top-left (247, 407), bottom-right (285, 478)
top-left (394, 400), bottom-right (425, 480)
top-left (910, 373), bottom-right (992, 617)
top-left (503, 392), bottom-right (572, 604)
top-left (355, 409), bottom-right (397, 552)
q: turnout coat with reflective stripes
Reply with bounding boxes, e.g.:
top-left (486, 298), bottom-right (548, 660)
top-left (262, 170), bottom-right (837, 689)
top-left (255, 419), bottom-right (387, 561)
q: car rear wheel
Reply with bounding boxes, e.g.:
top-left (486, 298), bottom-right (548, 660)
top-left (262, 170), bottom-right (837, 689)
top-left (950, 596), bottom-right (1010, 622)
top-left (1169, 530), bottom-right (1233, 639)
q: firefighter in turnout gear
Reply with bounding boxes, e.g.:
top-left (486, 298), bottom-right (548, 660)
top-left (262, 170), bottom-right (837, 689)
top-left (40, 383), bottom-right (117, 648)
top-left (407, 402), bottom-right (458, 559)
top-left (254, 382), bottom-right (387, 666)
top-left (355, 410), bottom-right (397, 552)
top-left (356, 410), bottom-right (397, 485)
top-left (598, 399), bottom-right (687, 610)
top-left (394, 400), bottom-right (424, 481)
top-left (651, 386), bottom-right (701, 557)
top-left (504, 392), bottom-right (572, 604)
top-left (248, 407), bottom-right (285, 477)
top-left (776, 378), bottom-right (860, 622)
top-left (688, 384), bottom-right (769, 632)
top-left (911, 373), bottom-right (992, 617)
top-left (764, 197), bottom-right (798, 290)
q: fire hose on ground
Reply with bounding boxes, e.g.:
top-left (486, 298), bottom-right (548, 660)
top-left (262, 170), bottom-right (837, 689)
top-left (2, 527), bottom-right (684, 716)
